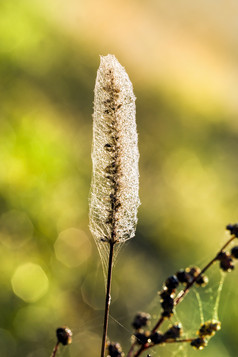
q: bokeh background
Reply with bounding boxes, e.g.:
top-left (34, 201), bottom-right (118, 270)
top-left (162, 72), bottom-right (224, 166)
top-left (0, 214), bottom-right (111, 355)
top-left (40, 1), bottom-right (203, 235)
top-left (1, 0), bottom-right (238, 356)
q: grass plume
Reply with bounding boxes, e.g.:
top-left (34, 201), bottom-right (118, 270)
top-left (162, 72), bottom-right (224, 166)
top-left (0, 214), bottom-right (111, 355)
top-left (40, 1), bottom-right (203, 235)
top-left (89, 54), bottom-right (140, 357)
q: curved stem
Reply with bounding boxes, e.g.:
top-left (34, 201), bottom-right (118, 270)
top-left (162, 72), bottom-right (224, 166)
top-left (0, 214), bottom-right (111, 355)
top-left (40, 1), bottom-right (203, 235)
top-left (100, 241), bottom-right (115, 357)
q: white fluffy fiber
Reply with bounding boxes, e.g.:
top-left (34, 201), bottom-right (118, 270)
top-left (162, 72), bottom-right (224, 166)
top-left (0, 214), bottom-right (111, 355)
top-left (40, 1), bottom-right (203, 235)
top-left (89, 55), bottom-right (140, 272)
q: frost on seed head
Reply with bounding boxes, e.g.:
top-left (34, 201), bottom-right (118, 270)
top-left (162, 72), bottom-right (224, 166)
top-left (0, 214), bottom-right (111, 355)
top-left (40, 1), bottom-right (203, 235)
top-left (89, 54), bottom-right (140, 274)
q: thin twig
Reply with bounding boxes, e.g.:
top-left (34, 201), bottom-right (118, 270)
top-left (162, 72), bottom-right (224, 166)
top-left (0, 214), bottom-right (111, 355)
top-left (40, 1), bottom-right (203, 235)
top-left (133, 344), bottom-right (148, 357)
top-left (101, 241), bottom-right (115, 357)
top-left (126, 342), bottom-right (137, 357)
top-left (151, 316), bottom-right (165, 333)
top-left (165, 338), bottom-right (194, 344)
top-left (51, 342), bottom-right (59, 357)
top-left (133, 337), bottom-right (196, 357)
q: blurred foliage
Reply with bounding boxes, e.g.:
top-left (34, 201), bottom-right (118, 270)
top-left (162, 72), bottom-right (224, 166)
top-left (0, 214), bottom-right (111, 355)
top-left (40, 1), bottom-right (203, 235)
top-left (0, 0), bottom-right (238, 356)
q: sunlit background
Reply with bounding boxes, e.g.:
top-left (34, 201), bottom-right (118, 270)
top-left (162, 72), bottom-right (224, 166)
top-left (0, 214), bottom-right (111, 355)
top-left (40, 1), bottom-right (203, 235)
top-left (1, 0), bottom-right (238, 356)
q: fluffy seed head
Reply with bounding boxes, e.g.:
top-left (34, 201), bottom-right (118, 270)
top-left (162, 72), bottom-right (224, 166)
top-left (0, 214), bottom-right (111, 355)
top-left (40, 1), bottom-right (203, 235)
top-left (89, 54), bottom-right (140, 272)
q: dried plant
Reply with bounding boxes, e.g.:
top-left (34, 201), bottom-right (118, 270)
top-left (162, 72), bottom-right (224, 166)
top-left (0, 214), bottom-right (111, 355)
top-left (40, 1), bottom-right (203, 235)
top-left (89, 54), bottom-right (140, 274)
top-left (50, 56), bottom-right (238, 357)
top-left (89, 54), bottom-right (140, 357)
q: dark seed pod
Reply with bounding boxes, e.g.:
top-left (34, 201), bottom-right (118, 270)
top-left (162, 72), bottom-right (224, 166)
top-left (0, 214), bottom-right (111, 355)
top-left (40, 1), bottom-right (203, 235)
top-left (161, 296), bottom-right (174, 311)
top-left (176, 269), bottom-right (190, 284)
top-left (56, 326), bottom-right (72, 346)
top-left (226, 223), bottom-right (238, 238)
top-left (186, 266), bottom-right (201, 282)
top-left (165, 275), bottom-right (179, 290)
top-left (220, 259), bottom-right (234, 272)
top-left (216, 251), bottom-right (228, 261)
top-left (134, 332), bottom-right (148, 345)
top-left (220, 255), bottom-right (234, 272)
top-left (231, 246), bottom-right (238, 259)
top-left (191, 337), bottom-right (207, 350)
top-left (159, 288), bottom-right (174, 300)
top-left (107, 342), bottom-right (123, 357)
top-left (162, 310), bottom-right (174, 318)
top-left (196, 274), bottom-right (209, 287)
top-left (198, 320), bottom-right (221, 337)
top-left (216, 251), bottom-right (234, 272)
top-left (132, 312), bottom-right (151, 330)
top-left (164, 324), bottom-right (182, 340)
top-left (189, 266), bottom-right (200, 275)
top-left (150, 331), bottom-right (164, 344)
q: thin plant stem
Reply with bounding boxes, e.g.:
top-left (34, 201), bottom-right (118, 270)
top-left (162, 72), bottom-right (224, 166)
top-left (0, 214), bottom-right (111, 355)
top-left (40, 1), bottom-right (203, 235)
top-left (127, 316), bottom-right (165, 357)
top-left (133, 338), bottom-right (195, 357)
top-left (101, 241), bottom-right (115, 357)
top-left (151, 316), bottom-right (164, 333)
top-left (133, 345), bottom-right (148, 357)
top-left (166, 338), bottom-right (194, 344)
top-left (126, 342), bottom-right (137, 357)
top-left (51, 342), bottom-right (59, 357)
top-left (132, 336), bottom-right (197, 357)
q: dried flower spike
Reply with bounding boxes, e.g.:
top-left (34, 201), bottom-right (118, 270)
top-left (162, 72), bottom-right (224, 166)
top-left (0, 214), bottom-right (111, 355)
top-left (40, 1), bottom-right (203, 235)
top-left (89, 55), bottom-right (139, 357)
top-left (89, 54), bottom-right (140, 273)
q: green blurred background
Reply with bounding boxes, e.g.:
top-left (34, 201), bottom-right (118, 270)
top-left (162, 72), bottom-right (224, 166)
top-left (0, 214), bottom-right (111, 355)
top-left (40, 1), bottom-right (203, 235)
top-left (1, 0), bottom-right (238, 356)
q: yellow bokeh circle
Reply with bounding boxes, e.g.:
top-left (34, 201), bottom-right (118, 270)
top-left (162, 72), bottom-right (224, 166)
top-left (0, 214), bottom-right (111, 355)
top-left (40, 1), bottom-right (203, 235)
top-left (54, 228), bottom-right (91, 268)
top-left (11, 263), bottom-right (49, 303)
